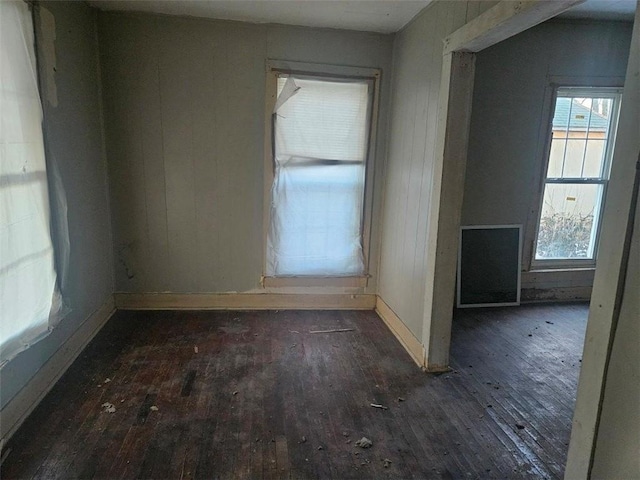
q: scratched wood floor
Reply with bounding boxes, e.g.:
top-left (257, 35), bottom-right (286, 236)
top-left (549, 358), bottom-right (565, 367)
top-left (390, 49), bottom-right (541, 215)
top-left (1, 303), bottom-right (588, 479)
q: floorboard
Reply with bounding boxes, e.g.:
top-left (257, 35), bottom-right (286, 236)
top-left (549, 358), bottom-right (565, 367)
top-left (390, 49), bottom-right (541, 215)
top-left (1, 303), bottom-right (588, 479)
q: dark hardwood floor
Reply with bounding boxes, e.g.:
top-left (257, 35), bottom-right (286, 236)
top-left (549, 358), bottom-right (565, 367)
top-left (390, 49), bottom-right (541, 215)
top-left (1, 303), bottom-right (588, 479)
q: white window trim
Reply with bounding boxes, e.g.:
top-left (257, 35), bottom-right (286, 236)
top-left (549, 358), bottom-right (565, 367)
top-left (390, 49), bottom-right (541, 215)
top-left (261, 60), bottom-right (381, 287)
top-left (528, 83), bottom-right (623, 270)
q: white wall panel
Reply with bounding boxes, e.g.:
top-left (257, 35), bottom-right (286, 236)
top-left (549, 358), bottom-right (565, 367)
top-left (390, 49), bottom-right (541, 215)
top-left (99, 14), bottom-right (393, 293)
top-left (378, 1), bottom-right (492, 339)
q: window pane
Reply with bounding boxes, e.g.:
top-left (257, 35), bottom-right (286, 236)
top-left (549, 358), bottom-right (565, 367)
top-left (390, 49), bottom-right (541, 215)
top-left (275, 77), bottom-right (369, 163)
top-left (587, 98), bottom-right (613, 138)
top-left (535, 183), bottom-right (602, 260)
top-left (587, 128), bottom-right (606, 140)
top-left (268, 76), bottom-right (371, 276)
top-left (547, 137), bottom-right (565, 178)
top-left (583, 139), bottom-right (606, 177)
top-left (269, 164), bottom-right (365, 275)
top-left (551, 97), bottom-right (571, 137)
top-left (562, 139), bottom-right (586, 177)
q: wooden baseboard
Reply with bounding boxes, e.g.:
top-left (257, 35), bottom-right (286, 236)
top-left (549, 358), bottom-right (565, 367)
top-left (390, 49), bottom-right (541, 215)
top-left (0, 296), bottom-right (115, 445)
top-left (114, 293), bottom-right (377, 310)
top-left (375, 296), bottom-right (426, 369)
top-left (521, 286), bottom-right (592, 303)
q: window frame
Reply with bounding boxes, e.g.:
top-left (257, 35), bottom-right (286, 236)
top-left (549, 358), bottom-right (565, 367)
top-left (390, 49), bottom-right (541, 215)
top-left (530, 85), bottom-right (623, 270)
top-left (262, 61), bottom-right (381, 287)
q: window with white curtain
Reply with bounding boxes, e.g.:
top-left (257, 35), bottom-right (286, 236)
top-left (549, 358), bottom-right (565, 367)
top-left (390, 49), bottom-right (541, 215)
top-left (266, 74), bottom-right (373, 277)
top-left (1, 0), bottom-right (58, 364)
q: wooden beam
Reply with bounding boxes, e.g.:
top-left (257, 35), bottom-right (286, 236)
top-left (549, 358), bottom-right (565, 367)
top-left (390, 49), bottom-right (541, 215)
top-left (422, 51), bottom-right (476, 370)
top-left (443, 0), bottom-right (585, 54)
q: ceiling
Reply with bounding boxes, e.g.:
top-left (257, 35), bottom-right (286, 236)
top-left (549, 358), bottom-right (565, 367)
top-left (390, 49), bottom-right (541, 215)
top-left (87, 0), bottom-right (636, 34)
top-left (87, 0), bottom-right (432, 34)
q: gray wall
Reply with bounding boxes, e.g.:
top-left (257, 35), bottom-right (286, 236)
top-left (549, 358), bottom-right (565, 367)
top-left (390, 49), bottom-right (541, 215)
top-left (462, 20), bottom-right (632, 299)
top-left (0, 1), bottom-right (114, 409)
top-left (97, 12), bottom-right (393, 294)
top-left (378, 0), bottom-right (498, 340)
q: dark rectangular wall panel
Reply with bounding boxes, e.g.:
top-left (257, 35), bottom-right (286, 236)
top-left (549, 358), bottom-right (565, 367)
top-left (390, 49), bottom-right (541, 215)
top-left (458, 225), bottom-right (521, 307)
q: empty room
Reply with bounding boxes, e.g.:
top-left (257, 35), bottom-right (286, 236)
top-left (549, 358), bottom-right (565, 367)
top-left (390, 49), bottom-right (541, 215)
top-left (0, 0), bottom-right (638, 478)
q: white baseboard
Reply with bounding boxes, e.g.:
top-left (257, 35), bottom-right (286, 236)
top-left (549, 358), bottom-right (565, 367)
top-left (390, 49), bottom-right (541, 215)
top-left (0, 296), bottom-right (115, 446)
top-left (114, 292), bottom-right (377, 310)
top-left (375, 295), bottom-right (426, 369)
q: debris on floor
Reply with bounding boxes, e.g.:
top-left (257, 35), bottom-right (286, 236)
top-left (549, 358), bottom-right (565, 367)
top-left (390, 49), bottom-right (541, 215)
top-left (397, 397), bottom-right (405, 402)
top-left (194, 346), bottom-right (199, 353)
top-left (309, 328), bottom-right (355, 334)
top-left (383, 458), bottom-right (392, 468)
top-left (370, 403), bottom-right (388, 410)
top-left (104, 378), bottom-right (112, 383)
top-left (232, 391), bottom-right (239, 396)
top-left (545, 321), bottom-right (554, 325)
top-left (355, 437), bottom-right (373, 449)
top-left (150, 405), bottom-right (159, 412)
top-left (101, 402), bottom-right (116, 413)
top-left (317, 446), bottom-right (323, 451)
top-left (516, 424), bottom-right (525, 430)
top-left (342, 431), bottom-right (350, 437)
top-left (299, 436), bottom-right (307, 444)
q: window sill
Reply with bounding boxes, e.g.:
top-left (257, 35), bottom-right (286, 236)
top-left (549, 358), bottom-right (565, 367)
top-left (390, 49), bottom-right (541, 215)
top-left (262, 276), bottom-right (369, 288)
top-left (527, 266), bottom-right (596, 274)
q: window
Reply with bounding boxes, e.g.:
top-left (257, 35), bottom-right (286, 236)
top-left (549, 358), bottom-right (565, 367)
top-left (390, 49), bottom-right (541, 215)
top-left (265, 65), bottom-right (377, 278)
top-left (533, 87), bottom-right (621, 266)
top-left (1, 1), bottom-right (58, 364)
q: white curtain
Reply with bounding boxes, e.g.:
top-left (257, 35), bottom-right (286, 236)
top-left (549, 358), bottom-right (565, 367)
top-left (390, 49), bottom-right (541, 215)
top-left (1, 1), bottom-right (58, 364)
top-left (266, 76), bottom-right (370, 276)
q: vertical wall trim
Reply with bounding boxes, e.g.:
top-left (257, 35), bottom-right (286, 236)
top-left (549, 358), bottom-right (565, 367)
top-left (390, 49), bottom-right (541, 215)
top-left (93, 7), bottom-right (116, 293)
top-left (422, 52), bottom-right (476, 370)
